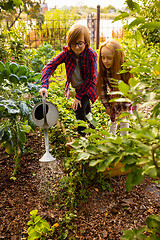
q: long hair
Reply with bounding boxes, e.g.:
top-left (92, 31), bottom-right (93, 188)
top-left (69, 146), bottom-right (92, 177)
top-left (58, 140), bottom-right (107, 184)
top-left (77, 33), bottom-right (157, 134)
top-left (67, 24), bottom-right (90, 50)
top-left (97, 39), bottom-right (129, 97)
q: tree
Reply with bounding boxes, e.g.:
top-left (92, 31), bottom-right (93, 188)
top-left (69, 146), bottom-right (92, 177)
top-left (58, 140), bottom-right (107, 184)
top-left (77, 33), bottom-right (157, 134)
top-left (0, 0), bottom-right (44, 31)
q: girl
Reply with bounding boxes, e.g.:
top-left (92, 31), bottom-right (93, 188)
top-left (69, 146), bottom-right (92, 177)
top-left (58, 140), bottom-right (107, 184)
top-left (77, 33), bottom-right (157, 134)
top-left (97, 39), bottom-right (134, 135)
top-left (39, 24), bottom-right (97, 136)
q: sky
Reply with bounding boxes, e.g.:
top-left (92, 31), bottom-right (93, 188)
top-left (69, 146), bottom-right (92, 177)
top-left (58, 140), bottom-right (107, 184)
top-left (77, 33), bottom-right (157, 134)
top-left (45, 0), bottom-right (127, 10)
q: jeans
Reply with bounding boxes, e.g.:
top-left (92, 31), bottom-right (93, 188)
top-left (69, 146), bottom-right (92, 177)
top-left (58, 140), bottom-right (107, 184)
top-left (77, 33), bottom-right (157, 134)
top-left (74, 95), bottom-right (94, 136)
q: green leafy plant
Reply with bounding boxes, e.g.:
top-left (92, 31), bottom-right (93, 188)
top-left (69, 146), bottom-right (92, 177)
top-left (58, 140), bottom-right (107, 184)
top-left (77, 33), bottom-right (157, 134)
top-left (27, 209), bottom-right (56, 240)
top-left (25, 42), bottom-right (55, 72)
top-left (122, 214), bottom-right (160, 240)
top-left (0, 61), bottom-right (41, 178)
top-left (113, 0), bottom-right (160, 44)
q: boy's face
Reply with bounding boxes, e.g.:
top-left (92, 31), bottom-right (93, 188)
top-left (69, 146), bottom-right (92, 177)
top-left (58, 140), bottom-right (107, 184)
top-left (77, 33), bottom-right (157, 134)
top-left (71, 34), bottom-right (86, 57)
top-left (101, 47), bottom-right (114, 69)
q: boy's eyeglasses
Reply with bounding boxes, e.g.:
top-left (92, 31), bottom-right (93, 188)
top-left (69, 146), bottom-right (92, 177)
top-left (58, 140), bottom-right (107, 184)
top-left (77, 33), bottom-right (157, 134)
top-left (73, 41), bottom-right (86, 48)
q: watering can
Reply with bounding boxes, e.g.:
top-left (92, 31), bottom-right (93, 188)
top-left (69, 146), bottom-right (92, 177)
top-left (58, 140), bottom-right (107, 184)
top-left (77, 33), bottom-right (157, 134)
top-left (32, 94), bottom-right (59, 162)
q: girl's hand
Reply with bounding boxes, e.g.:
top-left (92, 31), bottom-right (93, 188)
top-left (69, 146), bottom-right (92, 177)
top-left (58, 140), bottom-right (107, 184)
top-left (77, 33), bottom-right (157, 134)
top-left (72, 98), bottom-right (82, 111)
top-left (39, 88), bottom-right (48, 97)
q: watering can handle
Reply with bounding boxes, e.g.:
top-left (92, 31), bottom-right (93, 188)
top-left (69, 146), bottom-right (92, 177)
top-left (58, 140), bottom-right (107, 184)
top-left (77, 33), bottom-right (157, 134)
top-left (42, 93), bottom-right (48, 128)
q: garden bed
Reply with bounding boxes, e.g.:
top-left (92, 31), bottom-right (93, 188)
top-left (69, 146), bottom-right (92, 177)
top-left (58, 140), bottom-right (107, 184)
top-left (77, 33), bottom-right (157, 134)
top-left (0, 131), bottom-right (159, 239)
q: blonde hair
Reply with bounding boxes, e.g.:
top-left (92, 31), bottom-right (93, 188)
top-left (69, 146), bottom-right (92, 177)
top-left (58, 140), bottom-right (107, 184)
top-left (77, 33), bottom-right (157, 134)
top-left (97, 39), bottom-right (130, 96)
top-left (67, 24), bottom-right (90, 50)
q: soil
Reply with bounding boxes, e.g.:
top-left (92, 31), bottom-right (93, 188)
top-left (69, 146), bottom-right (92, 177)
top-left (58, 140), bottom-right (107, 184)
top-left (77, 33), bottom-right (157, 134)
top-left (0, 131), bottom-right (159, 240)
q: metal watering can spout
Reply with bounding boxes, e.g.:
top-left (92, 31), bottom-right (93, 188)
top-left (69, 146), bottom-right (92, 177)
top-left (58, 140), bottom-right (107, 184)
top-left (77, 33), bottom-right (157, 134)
top-left (32, 93), bottom-right (59, 162)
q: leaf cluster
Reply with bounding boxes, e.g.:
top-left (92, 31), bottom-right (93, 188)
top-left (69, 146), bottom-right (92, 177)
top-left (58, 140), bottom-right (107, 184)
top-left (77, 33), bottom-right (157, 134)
top-left (0, 60), bottom-right (42, 177)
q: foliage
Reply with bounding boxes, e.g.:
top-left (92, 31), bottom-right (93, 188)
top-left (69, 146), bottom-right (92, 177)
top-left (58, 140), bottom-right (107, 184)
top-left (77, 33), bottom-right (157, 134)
top-left (0, 0), bottom-right (43, 31)
top-left (67, 0), bottom-right (160, 192)
top-left (122, 214), bottom-right (160, 240)
top-left (0, 19), bottom-right (27, 64)
top-left (0, 61), bottom-right (41, 178)
top-left (114, 0), bottom-right (160, 44)
top-left (27, 209), bottom-right (56, 240)
top-left (24, 42), bottom-right (55, 72)
top-left (0, 0), bottom-right (22, 12)
top-left (27, 209), bottom-right (77, 240)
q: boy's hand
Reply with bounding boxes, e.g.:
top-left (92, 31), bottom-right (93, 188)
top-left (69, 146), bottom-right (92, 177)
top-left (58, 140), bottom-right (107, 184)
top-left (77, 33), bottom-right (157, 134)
top-left (72, 98), bottom-right (82, 111)
top-left (39, 88), bottom-right (48, 97)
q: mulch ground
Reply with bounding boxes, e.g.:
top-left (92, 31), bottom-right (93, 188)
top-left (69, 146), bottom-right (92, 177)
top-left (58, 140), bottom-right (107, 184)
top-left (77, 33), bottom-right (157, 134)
top-left (0, 131), bottom-right (159, 240)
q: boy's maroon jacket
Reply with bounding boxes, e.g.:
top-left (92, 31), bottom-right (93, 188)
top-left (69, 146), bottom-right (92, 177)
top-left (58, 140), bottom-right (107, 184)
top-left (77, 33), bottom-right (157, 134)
top-left (41, 46), bottom-right (97, 103)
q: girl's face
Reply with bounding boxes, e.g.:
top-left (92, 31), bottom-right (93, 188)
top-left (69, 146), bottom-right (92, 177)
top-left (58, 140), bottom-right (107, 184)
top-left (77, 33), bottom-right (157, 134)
top-left (71, 34), bottom-right (86, 57)
top-left (101, 46), bottom-right (114, 69)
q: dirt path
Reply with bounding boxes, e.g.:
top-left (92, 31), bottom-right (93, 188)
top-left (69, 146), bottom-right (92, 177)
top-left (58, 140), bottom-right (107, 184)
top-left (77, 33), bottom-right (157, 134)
top-left (0, 132), bottom-right (159, 239)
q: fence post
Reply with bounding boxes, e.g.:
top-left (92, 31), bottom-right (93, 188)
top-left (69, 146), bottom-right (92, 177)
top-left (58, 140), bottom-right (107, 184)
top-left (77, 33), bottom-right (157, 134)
top-left (96, 5), bottom-right (100, 50)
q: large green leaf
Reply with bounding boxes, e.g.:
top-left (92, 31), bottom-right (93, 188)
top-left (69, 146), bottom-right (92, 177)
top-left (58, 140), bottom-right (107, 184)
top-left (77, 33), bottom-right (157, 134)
top-left (128, 17), bottom-right (146, 29)
top-left (97, 144), bottom-right (108, 153)
top-left (28, 228), bottom-right (41, 239)
top-left (16, 65), bottom-right (27, 77)
top-left (0, 73), bottom-right (4, 83)
top-left (112, 12), bottom-right (129, 22)
top-left (2, 68), bottom-right (11, 78)
top-left (126, 168), bottom-right (144, 191)
top-left (142, 165), bottom-right (157, 178)
top-left (19, 76), bottom-right (28, 83)
top-left (130, 66), bottom-right (151, 74)
top-left (19, 101), bottom-right (30, 117)
top-left (77, 152), bottom-right (90, 161)
top-left (126, 0), bottom-right (140, 12)
top-left (153, 64), bottom-right (160, 72)
top-left (89, 159), bottom-right (103, 167)
top-left (9, 74), bottom-right (19, 84)
top-left (86, 145), bottom-right (99, 154)
top-left (98, 155), bottom-right (118, 172)
top-left (146, 215), bottom-right (160, 230)
top-left (17, 124), bottom-right (27, 143)
top-left (4, 101), bottom-right (20, 115)
top-left (139, 22), bottom-right (160, 31)
top-left (9, 62), bottom-right (19, 74)
top-left (0, 61), bottom-right (5, 72)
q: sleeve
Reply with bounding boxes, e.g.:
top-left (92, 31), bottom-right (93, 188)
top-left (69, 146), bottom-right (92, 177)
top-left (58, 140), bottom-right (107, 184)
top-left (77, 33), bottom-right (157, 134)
top-left (75, 52), bottom-right (97, 100)
top-left (100, 80), bottom-right (111, 109)
top-left (41, 50), bottom-right (66, 89)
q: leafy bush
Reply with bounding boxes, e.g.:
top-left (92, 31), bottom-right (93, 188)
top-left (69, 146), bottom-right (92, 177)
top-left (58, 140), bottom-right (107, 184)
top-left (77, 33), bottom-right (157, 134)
top-left (122, 214), bottom-right (160, 240)
top-left (0, 61), bottom-right (41, 178)
top-left (24, 42), bottom-right (55, 72)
